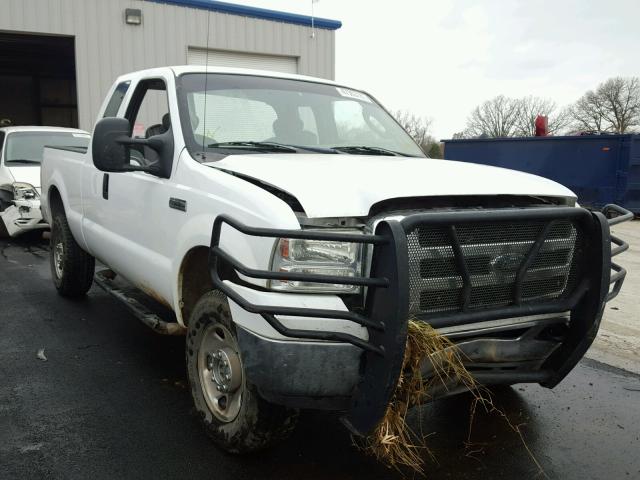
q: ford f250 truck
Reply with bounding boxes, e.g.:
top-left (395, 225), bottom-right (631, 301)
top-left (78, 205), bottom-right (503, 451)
top-left (40, 66), bottom-right (631, 453)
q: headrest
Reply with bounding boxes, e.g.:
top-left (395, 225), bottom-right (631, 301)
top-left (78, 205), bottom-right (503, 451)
top-left (162, 113), bottom-right (171, 130)
top-left (273, 117), bottom-right (303, 135)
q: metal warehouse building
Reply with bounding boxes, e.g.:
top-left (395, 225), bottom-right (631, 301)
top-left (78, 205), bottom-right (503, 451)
top-left (0, 0), bottom-right (340, 131)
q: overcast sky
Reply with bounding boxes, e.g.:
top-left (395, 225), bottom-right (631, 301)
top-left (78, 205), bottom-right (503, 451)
top-left (233, 0), bottom-right (639, 139)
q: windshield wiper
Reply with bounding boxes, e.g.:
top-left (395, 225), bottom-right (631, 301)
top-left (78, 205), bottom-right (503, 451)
top-left (207, 141), bottom-right (299, 153)
top-left (5, 159), bottom-right (41, 164)
top-left (205, 141), bottom-right (409, 156)
top-left (330, 146), bottom-right (409, 157)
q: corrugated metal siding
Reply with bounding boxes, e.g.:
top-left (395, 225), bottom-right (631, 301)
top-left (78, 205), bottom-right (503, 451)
top-left (187, 47), bottom-right (298, 74)
top-left (0, 0), bottom-right (335, 131)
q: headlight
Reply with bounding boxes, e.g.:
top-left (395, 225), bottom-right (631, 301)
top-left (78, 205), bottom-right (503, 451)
top-left (13, 182), bottom-right (38, 201)
top-left (269, 232), bottom-right (364, 293)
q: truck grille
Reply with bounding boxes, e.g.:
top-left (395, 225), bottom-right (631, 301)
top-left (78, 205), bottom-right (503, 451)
top-left (406, 218), bottom-right (584, 316)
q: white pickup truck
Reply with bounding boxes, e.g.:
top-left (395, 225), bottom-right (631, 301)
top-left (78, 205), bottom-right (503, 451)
top-left (0, 126), bottom-right (89, 237)
top-left (40, 66), bottom-right (631, 453)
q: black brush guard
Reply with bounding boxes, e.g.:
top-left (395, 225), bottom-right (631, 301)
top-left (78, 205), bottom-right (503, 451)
top-left (209, 205), bottom-right (632, 436)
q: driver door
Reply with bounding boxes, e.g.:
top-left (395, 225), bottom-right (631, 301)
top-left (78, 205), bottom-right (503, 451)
top-left (82, 74), bottom-right (179, 305)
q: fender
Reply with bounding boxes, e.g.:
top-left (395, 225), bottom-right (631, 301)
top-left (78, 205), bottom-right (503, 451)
top-left (43, 151), bottom-right (93, 253)
top-left (44, 177), bottom-right (90, 252)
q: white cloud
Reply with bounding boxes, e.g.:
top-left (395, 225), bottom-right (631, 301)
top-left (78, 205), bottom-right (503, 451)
top-left (228, 0), bottom-right (640, 139)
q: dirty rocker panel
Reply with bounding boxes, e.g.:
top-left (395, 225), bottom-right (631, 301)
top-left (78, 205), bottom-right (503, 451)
top-left (208, 205), bottom-right (631, 436)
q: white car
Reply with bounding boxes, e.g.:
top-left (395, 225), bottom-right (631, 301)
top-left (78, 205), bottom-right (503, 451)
top-left (40, 66), bottom-right (630, 453)
top-left (0, 126), bottom-right (90, 237)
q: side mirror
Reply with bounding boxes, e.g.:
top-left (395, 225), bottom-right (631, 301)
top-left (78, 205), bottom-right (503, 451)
top-left (91, 117), bottom-right (174, 177)
top-left (92, 117), bottom-right (131, 172)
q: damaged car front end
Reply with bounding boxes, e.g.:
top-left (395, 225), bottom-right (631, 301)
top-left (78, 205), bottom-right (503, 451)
top-left (0, 126), bottom-right (90, 237)
top-left (0, 181), bottom-right (45, 237)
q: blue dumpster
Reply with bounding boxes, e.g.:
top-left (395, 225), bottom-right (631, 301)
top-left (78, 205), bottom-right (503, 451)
top-left (442, 134), bottom-right (640, 213)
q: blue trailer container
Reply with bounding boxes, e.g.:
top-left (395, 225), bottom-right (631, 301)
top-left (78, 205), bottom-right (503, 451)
top-left (442, 134), bottom-right (640, 213)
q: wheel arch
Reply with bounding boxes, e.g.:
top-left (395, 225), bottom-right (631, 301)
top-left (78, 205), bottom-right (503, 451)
top-left (178, 245), bottom-right (214, 326)
top-left (48, 185), bottom-right (65, 219)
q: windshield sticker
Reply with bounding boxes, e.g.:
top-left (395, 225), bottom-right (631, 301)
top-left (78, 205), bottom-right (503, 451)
top-left (336, 87), bottom-right (372, 103)
top-left (72, 133), bottom-right (91, 138)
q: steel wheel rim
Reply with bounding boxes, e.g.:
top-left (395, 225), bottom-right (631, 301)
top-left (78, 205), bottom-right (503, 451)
top-left (198, 323), bottom-right (243, 423)
top-left (53, 238), bottom-right (64, 279)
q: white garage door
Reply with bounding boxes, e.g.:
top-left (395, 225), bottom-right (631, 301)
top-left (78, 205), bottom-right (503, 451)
top-left (187, 48), bottom-right (298, 74)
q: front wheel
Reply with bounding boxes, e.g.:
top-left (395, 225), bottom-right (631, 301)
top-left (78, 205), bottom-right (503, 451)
top-left (186, 291), bottom-right (298, 453)
top-left (50, 211), bottom-right (95, 297)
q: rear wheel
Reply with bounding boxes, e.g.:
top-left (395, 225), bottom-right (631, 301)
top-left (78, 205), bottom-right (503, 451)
top-left (186, 291), bottom-right (298, 453)
top-left (50, 210), bottom-right (95, 297)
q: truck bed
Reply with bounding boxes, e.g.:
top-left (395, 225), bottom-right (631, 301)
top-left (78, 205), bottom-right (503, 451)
top-left (40, 145), bottom-right (89, 229)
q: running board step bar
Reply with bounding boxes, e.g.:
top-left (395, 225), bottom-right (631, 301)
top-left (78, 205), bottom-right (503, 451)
top-left (94, 269), bottom-right (186, 335)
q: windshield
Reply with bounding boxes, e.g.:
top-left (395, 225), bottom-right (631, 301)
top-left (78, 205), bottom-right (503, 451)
top-left (176, 73), bottom-right (425, 159)
top-left (3, 131), bottom-right (90, 165)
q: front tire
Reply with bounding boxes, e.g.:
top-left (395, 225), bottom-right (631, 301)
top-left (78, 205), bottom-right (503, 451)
top-left (186, 291), bottom-right (298, 453)
top-left (50, 210), bottom-right (95, 297)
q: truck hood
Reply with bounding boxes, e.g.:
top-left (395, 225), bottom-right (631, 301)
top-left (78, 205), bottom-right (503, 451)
top-left (6, 166), bottom-right (41, 189)
top-left (205, 154), bottom-right (576, 218)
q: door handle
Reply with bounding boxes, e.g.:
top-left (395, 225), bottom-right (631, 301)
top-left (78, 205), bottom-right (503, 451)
top-left (102, 173), bottom-right (109, 200)
top-left (169, 197), bottom-right (187, 212)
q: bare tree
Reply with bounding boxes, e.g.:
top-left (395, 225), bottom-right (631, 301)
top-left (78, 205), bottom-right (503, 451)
top-left (514, 96), bottom-right (571, 136)
top-left (427, 142), bottom-right (443, 159)
top-left (570, 77), bottom-right (640, 133)
top-left (598, 77), bottom-right (640, 133)
top-left (570, 90), bottom-right (606, 133)
top-left (464, 95), bottom-right (521, 138)
top-left (393, 110), bottom-right (433, 149)
top-left (392, 110), bottom-right (445, 157)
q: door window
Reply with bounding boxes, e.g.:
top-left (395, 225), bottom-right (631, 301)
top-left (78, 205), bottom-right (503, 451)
top-left (125, 79), bottom-right (170, 167)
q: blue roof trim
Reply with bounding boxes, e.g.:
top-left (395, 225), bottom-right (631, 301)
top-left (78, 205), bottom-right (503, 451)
top-left (147, 0), bottom-right (342, 30)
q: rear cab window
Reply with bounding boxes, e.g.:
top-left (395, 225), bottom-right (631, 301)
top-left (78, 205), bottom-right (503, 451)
top-left (103, 81), bottom-right (131, 118)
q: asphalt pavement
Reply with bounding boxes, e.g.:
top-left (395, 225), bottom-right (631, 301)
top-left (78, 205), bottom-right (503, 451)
top-left (1, 235), bottom-right (639, 480)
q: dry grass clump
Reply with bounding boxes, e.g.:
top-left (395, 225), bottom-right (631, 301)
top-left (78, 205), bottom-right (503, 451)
top-left (362, 319), bottom-right (544, 477)
top-left (363, 319), bottom-right (480, 474)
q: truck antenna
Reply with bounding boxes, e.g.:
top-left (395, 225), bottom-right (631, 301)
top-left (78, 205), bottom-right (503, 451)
top-left (310, 0), bottom-right (318, 39)
top-left (202, 9), bottom-right (211, 155)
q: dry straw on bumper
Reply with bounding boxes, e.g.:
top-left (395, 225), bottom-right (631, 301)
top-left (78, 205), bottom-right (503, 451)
top-left (362, 319), bottom-right (543, 477)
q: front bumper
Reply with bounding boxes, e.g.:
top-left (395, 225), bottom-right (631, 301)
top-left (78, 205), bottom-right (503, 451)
top-left (0, 199), bottom-right (47, 237)
top-left (209, 204), bottom-right (632, 435)
top-left (236, 326), bottom-right (362, 410)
